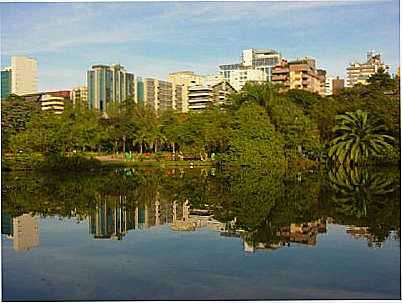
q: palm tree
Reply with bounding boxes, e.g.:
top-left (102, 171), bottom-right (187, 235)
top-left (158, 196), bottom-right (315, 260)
top-left (328, 110), bottom-right (394, 165)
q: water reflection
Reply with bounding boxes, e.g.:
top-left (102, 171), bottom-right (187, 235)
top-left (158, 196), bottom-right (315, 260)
top-left (2, 213), bottom-right (39, 252)
top-left (2, 166), bottom-right (400, 251)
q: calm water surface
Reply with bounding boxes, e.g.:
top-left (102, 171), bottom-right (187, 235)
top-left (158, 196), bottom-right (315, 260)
top-left (2, 166), bottom-right (400, 301)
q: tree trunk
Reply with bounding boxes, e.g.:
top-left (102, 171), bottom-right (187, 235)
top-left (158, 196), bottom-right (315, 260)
top-left (172, 143), bottom-right (175, 153)
top-left (140, 144), bottom-right (143, 154)
top-left (123, 136), bottom-right (126, 154)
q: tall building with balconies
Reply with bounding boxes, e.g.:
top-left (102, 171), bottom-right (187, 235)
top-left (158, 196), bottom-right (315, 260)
top-left (228, 68), bottom-right (267, 91)
top-left (168, 71), bottom-right (205, 112)
top-left (346, 51), bottom-right (390, 87)
top-left (143, 78), bottom-right (183, 112)
top-left (71, 86), bottom-right (88, 107)
top-left (219, 49), bottom-right (282, 89)
top-left (272, 57), bottom-right (325, 95)
top-left (188, 81), bottom-right (236, 111)
top-left (87, 64), bottom-right (135, 112)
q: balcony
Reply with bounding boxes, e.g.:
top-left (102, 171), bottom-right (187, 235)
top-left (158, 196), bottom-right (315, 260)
top-left (271, 75), bottom-right (288, 81)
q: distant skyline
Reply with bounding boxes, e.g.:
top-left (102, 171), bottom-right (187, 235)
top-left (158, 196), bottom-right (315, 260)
top-left (1, 1), bottom-right (399, 91)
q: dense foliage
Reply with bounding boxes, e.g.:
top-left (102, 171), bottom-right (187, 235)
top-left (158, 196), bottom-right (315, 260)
top-left (2, 70), bottom-right (399, 169)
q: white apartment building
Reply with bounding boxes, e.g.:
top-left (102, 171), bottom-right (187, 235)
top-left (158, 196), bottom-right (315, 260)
top-left (40, 94), bottom-right (65, 114)
top-left (229, 69), bottom-right (266, 91)
top-left (71, 86), bottom-right (88, 106)
top-left (219, 48), bottom-right (282, 88)
top-left (8, 56), bottom-right (38, 95)
top-left (325, 76), bottom-right (334, 96)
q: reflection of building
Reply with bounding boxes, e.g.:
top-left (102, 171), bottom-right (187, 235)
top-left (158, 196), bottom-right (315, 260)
top-left (89, 197), bottom-right (135, 240)
top-left (241, 218), bottom-right (327, 253)
top-left (89, 192), bottom-right (178, 239)
top-left (243, 241), bottom-right (282, 253)
top-left (1, 213), bottom-right (39, 252)
top-left (171, 200), bottom-right (226, 232)
top-left (346, 226), bottom-right (383, 248)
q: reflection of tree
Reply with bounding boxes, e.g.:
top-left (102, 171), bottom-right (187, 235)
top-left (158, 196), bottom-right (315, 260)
top-left (2, 166), bottom-right (400, 249)
top-left (328, 165), bottom-right (400, 244)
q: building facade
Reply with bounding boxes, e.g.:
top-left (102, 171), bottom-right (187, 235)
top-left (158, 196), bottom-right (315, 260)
top-left (40, 94), bottom-right (65, 114)
top-left (21, 90), bottom-right (71, 114)
top-left (332, 77), bottom-right (345, 95)
top-left (1, 68), bottom-right (12, 100)
top-left (188, 81), bottom-right (236, 111)
top-left (71, 86), bottom-right (88, 107)
top-left (1, 56), bottom-right (37, 99)
top-left (325, 76), bottom-right (334, 96)
top-left (219, 49), bottom-right (282, 89)
top-left (228, 68), bottom-right (266, 91)
top-left (272, 58), bottom-right (326, 96)
top-left (10, 56), bottom-right (38, 96)
top-left (87, 64), bottom-right (135, 112)
top-left (168, 71), bottom-right (205, 112)
top-left (346, 51), bottom-right (389, 87)
top-left (143, 78), bottom-right (183, 112)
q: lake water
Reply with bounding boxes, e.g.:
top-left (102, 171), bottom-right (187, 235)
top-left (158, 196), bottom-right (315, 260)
top-left (2, 166), bottom-right (400, 301)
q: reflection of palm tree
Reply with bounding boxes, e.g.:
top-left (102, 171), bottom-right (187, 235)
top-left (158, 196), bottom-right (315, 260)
top-left (329, 165), bottom-right (396, 218)
top-left (328, 110), bottom-right (394, 165)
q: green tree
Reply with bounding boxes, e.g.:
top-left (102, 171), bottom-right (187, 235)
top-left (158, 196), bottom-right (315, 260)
top-left (328, 110), bottom-right (394, 165)
top-left (223, 102), bottom-right (285, 168)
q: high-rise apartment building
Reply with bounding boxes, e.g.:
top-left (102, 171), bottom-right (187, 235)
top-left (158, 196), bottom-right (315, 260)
top-left (168, 71), bottom-right (205, 112)
top-left (325, 76), bottom-right (334, 96)
top-left (1, 56), bottom-right (37, 99)
top-left (71, 86), bottom-right (88, 107)
top-left (87, 64), bottom-right (135, 112)
top-left (143, 78), bottom-right (183, 112)
top-left (346, 51), bottom-right (389, 87)
top-left (188, 81), bottom-right (236, 111)
top-left (219, 49), bottom-right (281, 89)
top-left (272, 58), bottom-right (326, 96)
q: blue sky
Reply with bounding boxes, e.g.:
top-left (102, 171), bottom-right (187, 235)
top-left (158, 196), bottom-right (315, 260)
top-left (0, 1), bottom-right (400, 91)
